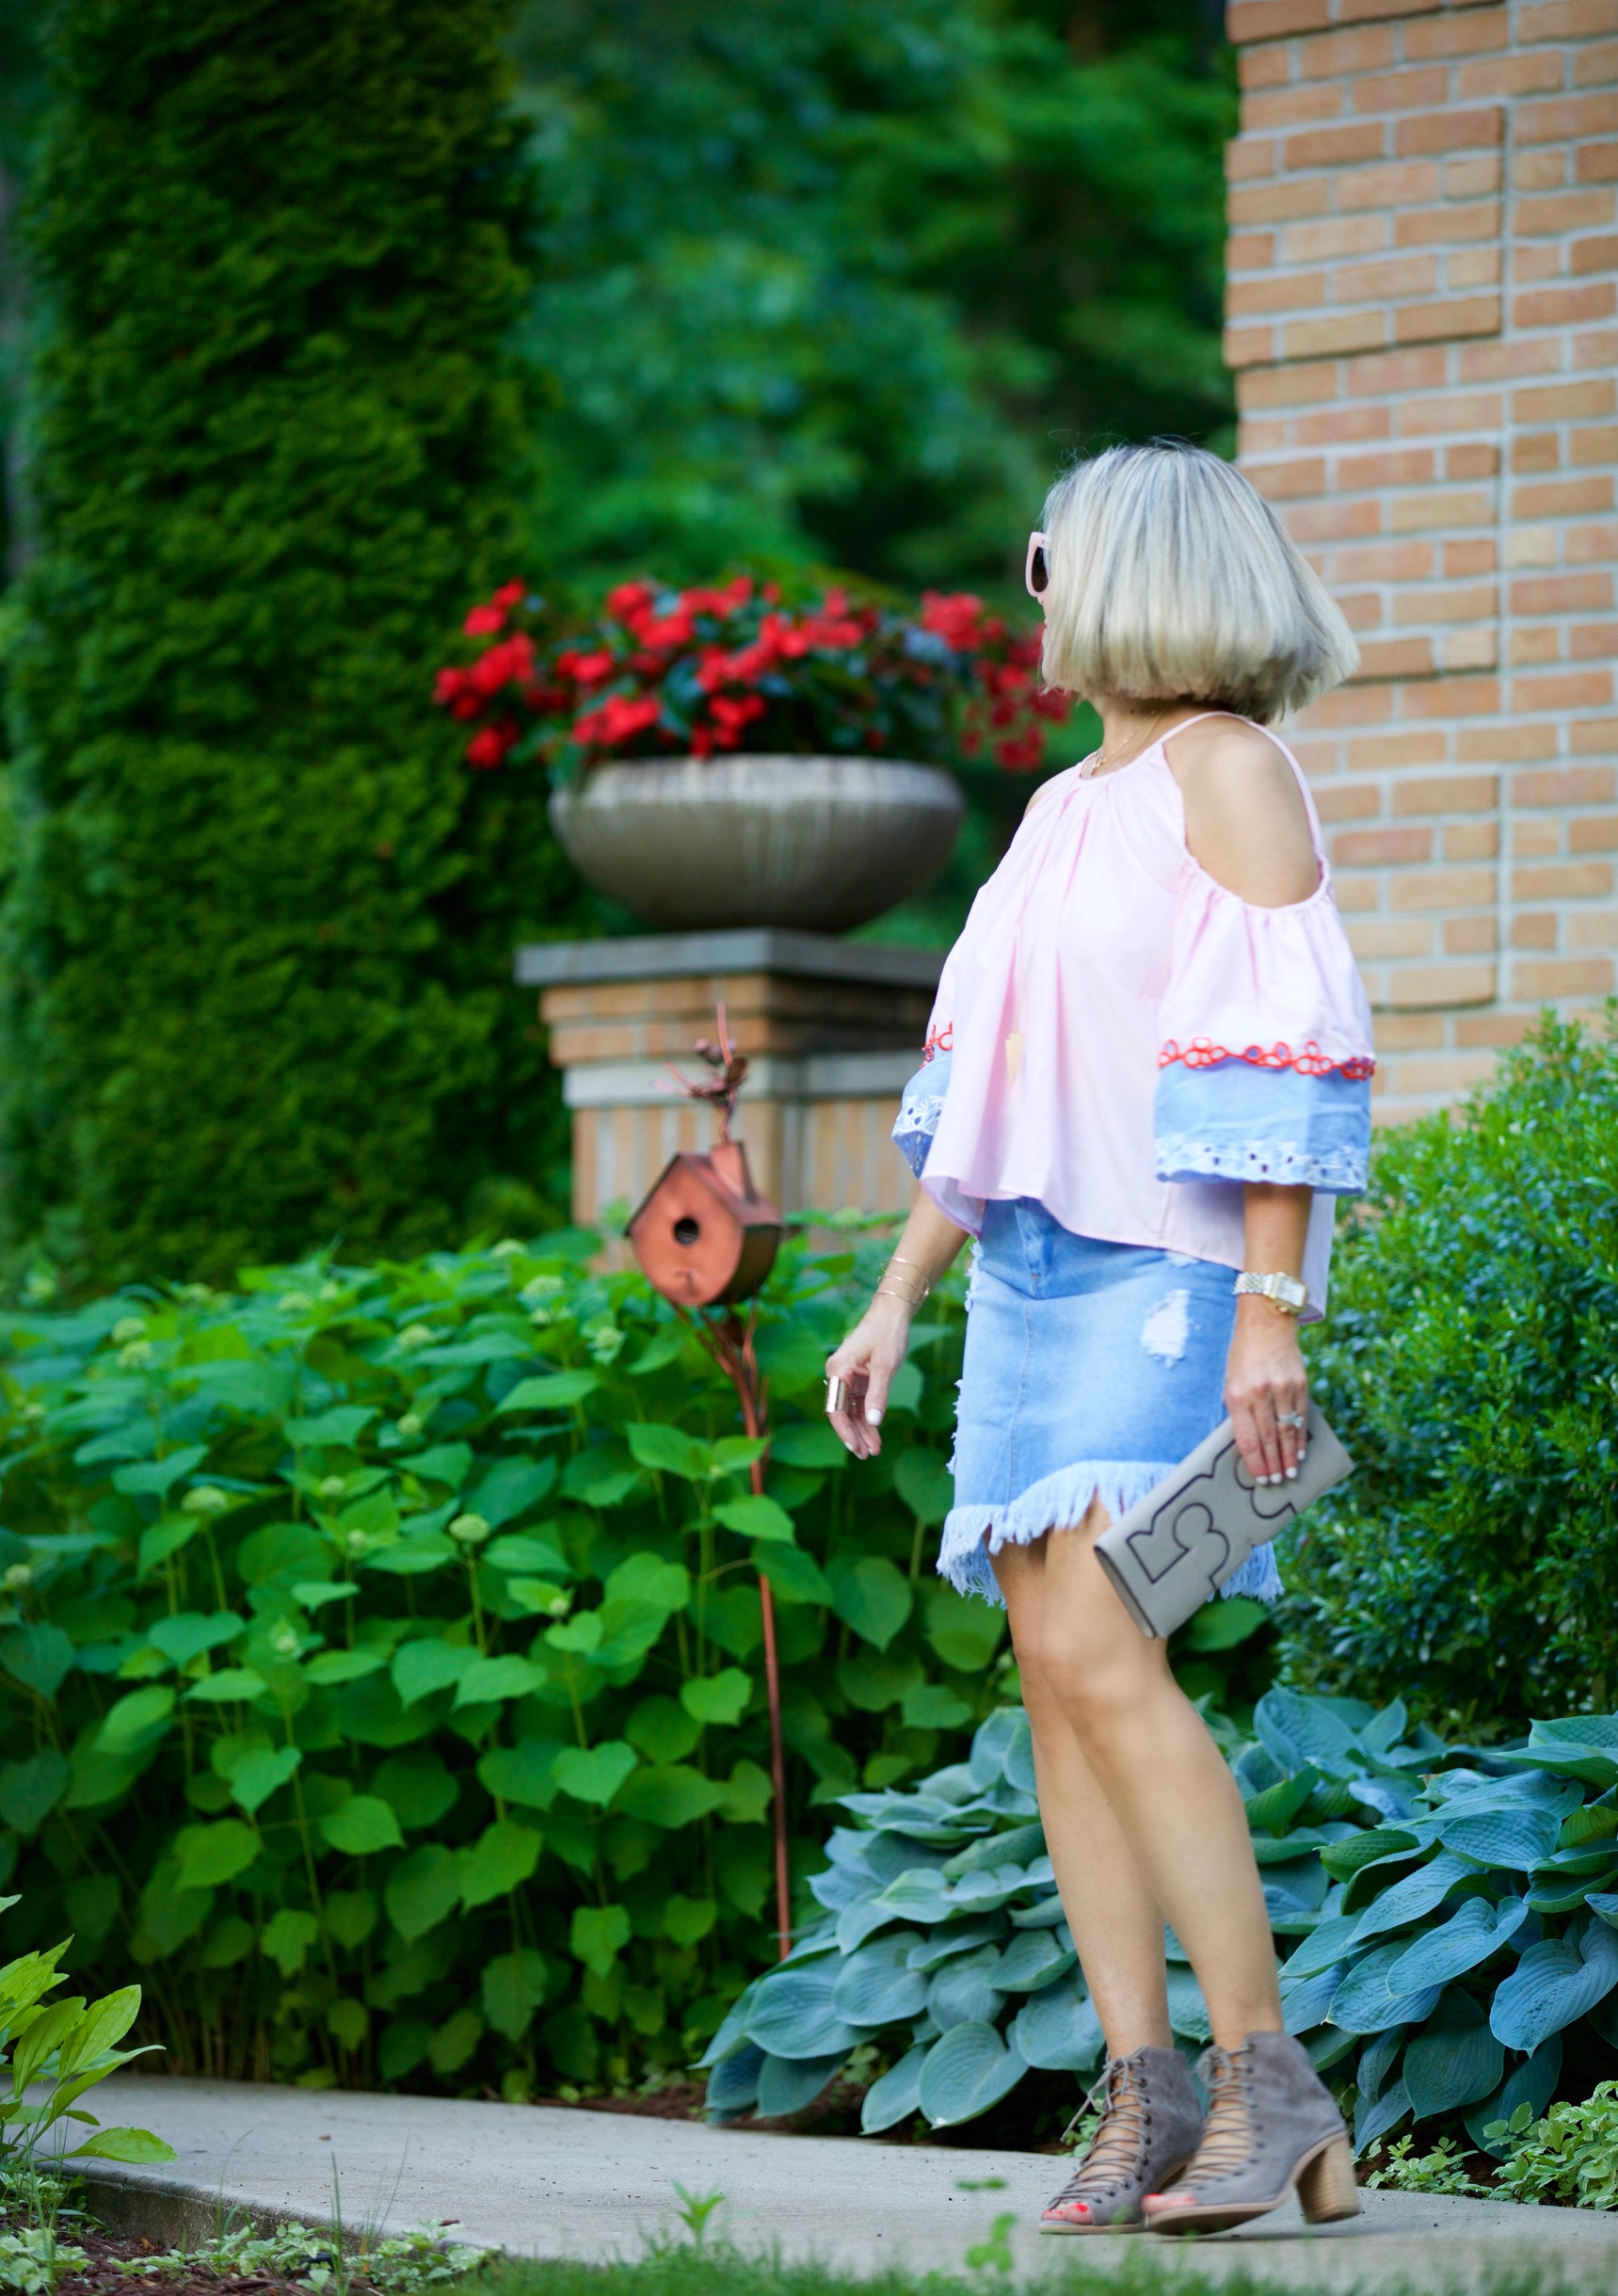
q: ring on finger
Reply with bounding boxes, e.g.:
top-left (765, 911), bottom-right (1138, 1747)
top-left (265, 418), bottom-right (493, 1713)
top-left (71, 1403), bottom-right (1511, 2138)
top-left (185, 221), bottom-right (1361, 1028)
top-left (825, 1376), bottom-right (847, 1417)
top-left (1276, 1411), bottom-right (1306, 1430)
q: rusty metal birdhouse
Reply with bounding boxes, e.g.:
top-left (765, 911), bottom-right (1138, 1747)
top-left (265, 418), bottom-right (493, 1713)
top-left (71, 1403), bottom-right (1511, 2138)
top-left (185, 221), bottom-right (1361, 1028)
top-left (626, 1006), bottom-right (782, 1309)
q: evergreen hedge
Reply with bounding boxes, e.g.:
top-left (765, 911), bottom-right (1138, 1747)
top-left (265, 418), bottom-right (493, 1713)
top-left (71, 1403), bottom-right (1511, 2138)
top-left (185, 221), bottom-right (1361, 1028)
top-left (1, 0), bottom-right (579, 1293)
top-left (1286, 1013), bottom-right (1618, 1732)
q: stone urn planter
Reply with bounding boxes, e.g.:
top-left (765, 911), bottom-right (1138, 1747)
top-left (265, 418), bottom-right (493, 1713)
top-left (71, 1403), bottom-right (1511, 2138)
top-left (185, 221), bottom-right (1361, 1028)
top-left (548, 754), bottom-right (965, 933)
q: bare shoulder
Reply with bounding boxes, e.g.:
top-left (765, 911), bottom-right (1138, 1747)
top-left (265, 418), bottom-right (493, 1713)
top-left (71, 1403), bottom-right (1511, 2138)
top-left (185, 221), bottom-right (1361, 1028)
top-left (1162, 715), bottom-right (1319, 907)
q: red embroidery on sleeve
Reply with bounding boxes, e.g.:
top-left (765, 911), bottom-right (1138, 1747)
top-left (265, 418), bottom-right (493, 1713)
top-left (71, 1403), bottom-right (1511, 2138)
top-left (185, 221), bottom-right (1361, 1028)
top-left (1159, 1036), bottom-right (1375, 1082)
top-left (921, 1021), bottom-right (953, 1065)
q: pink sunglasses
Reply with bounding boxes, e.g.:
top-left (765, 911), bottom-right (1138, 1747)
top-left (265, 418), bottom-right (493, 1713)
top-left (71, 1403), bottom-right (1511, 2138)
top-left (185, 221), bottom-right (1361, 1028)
top-left (1025, 531), bottom-right (1049, 599)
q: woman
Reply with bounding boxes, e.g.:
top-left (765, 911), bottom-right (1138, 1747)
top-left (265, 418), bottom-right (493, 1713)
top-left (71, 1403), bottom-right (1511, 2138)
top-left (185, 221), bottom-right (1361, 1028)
top-left (825, 442), bottom-right (1373, 2238)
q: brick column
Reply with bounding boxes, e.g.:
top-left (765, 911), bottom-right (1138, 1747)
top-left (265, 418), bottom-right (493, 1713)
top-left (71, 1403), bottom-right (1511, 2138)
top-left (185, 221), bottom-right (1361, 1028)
top-left (1226, 0), bottom-right (1617, 1116)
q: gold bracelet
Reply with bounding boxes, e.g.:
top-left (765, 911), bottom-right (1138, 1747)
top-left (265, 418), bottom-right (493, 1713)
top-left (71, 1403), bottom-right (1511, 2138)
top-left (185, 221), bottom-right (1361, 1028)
top-left (881, 1260), bottom-right (930, 1298)
top-left (876, 1281), bottom-right (926, 1309)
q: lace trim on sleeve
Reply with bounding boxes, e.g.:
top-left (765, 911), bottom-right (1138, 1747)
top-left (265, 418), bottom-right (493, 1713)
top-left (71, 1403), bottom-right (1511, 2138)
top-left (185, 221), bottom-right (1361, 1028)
top-left (1155, 1133), bottom-right (1369, 1194)
top-left (1161, 1036), bottom-right (1374, 1082)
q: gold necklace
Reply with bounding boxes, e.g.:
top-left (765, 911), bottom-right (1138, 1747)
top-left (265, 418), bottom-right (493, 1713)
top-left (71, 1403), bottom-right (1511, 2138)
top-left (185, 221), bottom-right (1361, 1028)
top-left (1082, 704), bottom-right (1175, 779)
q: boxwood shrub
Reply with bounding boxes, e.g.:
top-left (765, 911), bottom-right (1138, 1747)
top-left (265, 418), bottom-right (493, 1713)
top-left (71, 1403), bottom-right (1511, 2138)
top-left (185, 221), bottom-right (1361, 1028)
top-left (1285, 1012), bottom-right (1618, 1733)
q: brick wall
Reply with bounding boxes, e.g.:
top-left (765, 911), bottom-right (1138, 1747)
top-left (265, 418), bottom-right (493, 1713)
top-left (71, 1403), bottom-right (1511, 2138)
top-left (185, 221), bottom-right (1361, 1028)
top-left (1226, 0), bottom-right (1618, 1116)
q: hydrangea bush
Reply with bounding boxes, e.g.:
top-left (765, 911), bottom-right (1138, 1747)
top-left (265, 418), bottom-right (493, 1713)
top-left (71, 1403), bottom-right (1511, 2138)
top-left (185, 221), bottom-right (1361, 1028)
top-left (432, 575), bottom-right (1067, 779)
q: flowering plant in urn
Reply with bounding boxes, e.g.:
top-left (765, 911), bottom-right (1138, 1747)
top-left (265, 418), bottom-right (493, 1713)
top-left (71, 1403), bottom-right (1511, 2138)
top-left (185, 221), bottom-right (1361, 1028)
top-left (434, 574), bottom-right (1067, 783)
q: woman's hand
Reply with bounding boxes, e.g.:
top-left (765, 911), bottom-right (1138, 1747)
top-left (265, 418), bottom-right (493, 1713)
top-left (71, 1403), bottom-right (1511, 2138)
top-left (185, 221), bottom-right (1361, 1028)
top-left (1225, 1297), bottom-right (1308, 1486)
top-left (825, 1294), bottom-right (914, 1460)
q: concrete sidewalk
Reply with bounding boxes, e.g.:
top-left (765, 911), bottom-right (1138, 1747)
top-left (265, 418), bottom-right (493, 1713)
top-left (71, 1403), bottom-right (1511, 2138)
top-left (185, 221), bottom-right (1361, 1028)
top-left (72, 2076), bottom-right (1618, 2289)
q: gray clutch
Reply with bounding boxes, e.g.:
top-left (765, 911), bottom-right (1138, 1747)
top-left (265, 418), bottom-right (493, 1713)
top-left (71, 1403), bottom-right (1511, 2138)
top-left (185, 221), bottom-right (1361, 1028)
top-left (1094, 1404), bottom-right (1353, 1641)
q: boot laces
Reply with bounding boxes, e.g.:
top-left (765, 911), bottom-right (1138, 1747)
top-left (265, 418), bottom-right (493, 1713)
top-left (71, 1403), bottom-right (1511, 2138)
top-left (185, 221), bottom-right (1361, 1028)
top-left (1184, 2045), bottom-right (1255, 2183)
top-left (1049, 2058), bottom-right (1151, 2205)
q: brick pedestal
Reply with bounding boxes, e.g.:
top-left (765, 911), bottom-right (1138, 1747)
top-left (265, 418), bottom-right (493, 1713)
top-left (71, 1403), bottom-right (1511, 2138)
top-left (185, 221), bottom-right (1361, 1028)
top-left (515, 931), bottom-right (939, 1234)
top-left (1226, 0), bottom-right (1618, 1117)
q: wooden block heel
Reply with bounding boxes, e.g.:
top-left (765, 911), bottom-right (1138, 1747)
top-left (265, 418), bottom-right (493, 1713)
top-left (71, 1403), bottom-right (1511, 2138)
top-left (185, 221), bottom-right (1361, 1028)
top-left (1297, 2135), bottom-right (1359, 2224)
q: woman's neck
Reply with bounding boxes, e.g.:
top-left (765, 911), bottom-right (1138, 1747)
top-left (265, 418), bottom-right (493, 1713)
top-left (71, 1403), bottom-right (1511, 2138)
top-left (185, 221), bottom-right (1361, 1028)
top-left (1091, 695), bottom-right (1204, 771)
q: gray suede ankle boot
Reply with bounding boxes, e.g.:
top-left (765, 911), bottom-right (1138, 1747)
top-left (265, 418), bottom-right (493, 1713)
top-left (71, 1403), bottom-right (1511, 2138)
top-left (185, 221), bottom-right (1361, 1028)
top-left (1143, 2030), bottom-right (1359, 2236)
top-left (1040, 2046), bottom-right (1204, 2234)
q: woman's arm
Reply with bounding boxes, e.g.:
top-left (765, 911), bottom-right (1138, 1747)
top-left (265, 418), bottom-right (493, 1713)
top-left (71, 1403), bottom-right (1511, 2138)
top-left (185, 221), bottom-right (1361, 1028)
top-left (824, 1195), bottom-right (969, 1459)
top-left (1227, 1182), bottom-right (1311, 1485)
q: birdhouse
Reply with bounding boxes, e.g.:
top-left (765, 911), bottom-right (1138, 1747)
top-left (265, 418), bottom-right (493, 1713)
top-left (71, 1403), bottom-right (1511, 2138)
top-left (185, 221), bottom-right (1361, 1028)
top-left (627, 1136), bottom-right (781, 1309)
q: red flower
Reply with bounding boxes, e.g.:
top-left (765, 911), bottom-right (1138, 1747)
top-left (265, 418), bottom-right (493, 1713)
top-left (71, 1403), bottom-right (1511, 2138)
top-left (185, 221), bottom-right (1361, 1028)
top-left (606, 581), bottom-right (655, 621)
top-left (467, 720), bottom-right (518, 769)
top-left (464, 603), bottom-right (506, 636)
top-left (468, 634), bottom-right (536, 696)
top-left (555, 648), bottom-right (616, 686)
top-left (920, 591), bottom-right (985, 650)
top-left (433, 666), bottom-right (469, 705)
top-left (491, 580), bottom-right (525, 609)
top-left (574, 693), bottom-right (664, 749)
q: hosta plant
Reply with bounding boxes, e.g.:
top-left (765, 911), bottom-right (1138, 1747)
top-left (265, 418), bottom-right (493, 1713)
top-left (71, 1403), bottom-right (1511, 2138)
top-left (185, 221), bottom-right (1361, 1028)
top-left (700, 1688), bottom-right (1618, 2146)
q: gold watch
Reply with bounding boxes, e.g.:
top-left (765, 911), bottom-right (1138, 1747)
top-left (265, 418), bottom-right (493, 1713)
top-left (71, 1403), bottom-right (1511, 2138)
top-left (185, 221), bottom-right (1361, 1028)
top-left (1233, 1271), bottom-right (1307, 1317)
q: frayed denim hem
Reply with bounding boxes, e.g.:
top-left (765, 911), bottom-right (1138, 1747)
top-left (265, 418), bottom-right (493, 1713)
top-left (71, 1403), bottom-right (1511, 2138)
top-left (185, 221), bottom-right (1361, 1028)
top-left (937, 1455), bottom-right (1284, 1611)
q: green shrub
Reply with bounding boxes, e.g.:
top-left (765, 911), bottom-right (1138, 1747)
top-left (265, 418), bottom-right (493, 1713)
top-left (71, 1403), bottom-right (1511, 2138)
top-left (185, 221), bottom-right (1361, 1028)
top-left (705, 1684), bottom-right (1618, 2146)
top-left (1285, 1012), bottom-right (1618, 1732)
top-left (1489, 2079), bottom-right (1618, 2208)
top-left (0, 1226), bottom-right (1017, 2095)
top-left (1, 0), bottom-right (578, 1292)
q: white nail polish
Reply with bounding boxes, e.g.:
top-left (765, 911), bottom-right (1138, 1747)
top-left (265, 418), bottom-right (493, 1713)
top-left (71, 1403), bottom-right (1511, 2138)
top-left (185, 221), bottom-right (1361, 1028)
top-left (1286, 1468), bottom-right (1298, 1482)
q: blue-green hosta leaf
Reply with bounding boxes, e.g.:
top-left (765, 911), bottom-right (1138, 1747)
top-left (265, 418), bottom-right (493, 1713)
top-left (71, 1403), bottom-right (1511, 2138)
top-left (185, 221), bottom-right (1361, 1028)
top-left (1465, 2034), bottom-right (1562, 2158)
top-left (1360, 1700), bottom-right (1410, 1757)
top-left (1592, 1891), bottom-right (1618, 1928)
top-left (992, 1928), bottom-right (1073, 1995)
top-left (745, 1962), bottom-right (862, 2060)
top-left (1282, 1963), bottom-right (1345, 2035)
top-left (616, 1763), bottom-right (725, 1827)
top-left (1013, 1975), bottom-right (1104, 2071)
top-left (968, 1708), bottom-right (1022, 1790)
top-left (1436, 1803), bottom-right (1562, 1870)
top-left (1260, 1854), bottom-right (1330, 1931)
top-left (1490, 1914), bottom-right (1618, 2052)
top-left (1386, 1895), bottom-right (1530, 1998)
top-left (1255, 1687), bottom-right (1365, 1778)
top-left (552, 1742), bottom-right (638, 1808)
top-left (1166, 1965), bottom-right (1211, 2044)
top-left (697, 1981), bottom-right (761, 2070)
top-left (928, 1947), bottom-right (1005, 2031)
top-left (1348, 1852), bottom-right (1476, 1947)
top-left (148, 1612), bottom-right (245, 1668)
top-left (874, 1870), bottom-right (954, 1922)
top-left (860, 2041), bottom-right (929, 2133)
top-left (1008, 1895), bottom-right (1066, 1930)
top-left (1329, 1943), bottom-right (1442, 2034)
top-left (836, 1900), bottom-right (901, 1952)
top-left (832, 1932), bottom-right (928, 2027)
top-left (319, 1796), bottom-right (404, 1856)
top-left (918, 2020), bottom-right (1028, 2127)
top-left (906, 1919), bottom-right (1011, 1972)
top-left (755, 2049), bottom-right (849, 2117)
top-left (944, 1822), bottom-right (1045, 1881)
top-left (1404, 1990), bottom-right (1504, 2123)
top-left (1282, 1915), bottom-right (1362, 1983)
top-left (1002, 1710), bottom-right (1036, 1795)
top-left (705, 2041), bottom-right (764, 2116)
top-left (1353, 2076), bottom-right (1411, 2157)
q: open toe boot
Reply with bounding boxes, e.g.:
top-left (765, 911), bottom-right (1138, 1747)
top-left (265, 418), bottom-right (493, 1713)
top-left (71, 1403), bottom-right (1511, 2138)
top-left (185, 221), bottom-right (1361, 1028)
top-left (1040, 2045), bottom-right (1204, 2234)
top-left (1143, 2030), bottom-right (1360, 2237)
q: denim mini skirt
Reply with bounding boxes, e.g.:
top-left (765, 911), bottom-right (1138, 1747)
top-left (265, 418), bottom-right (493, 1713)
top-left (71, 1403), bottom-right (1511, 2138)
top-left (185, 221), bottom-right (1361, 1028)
top-left (940, 1200), bottom-right (1281, 1610)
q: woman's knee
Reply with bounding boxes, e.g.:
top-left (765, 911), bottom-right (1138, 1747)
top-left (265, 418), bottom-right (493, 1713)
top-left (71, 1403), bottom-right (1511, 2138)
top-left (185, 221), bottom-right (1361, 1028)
top-left (1019, 1623), bottom-right (1161, 1742)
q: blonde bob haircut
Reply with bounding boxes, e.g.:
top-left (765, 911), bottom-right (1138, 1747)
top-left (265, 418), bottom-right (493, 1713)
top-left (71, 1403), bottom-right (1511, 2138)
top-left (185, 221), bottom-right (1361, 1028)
top-left (1038, 442), bottom-right (1358, 725)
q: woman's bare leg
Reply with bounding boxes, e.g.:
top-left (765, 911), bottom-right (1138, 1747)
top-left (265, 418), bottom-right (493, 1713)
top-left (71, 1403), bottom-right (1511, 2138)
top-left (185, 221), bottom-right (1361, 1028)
top-left (994, 1536), bottom-right (1171, 2054)
top-left (993, 1505), bottom-right (1282, 2051)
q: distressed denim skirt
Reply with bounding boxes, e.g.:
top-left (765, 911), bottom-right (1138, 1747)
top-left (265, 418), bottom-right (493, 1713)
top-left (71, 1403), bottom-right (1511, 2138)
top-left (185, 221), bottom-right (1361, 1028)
top-left (939, 1200), bottom-right (1280, 1609)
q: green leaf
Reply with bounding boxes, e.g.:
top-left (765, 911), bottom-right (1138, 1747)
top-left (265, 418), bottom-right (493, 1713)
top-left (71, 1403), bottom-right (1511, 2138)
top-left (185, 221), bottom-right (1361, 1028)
top-left (320, 1796), bottom-right (405, 1855)
top-left (476, 1739), bottom-right (562, 1810)
top-left (467, 1454), bottom-right (557, 1525)
top-left (616, 1763), bottom-right (727, 1827)
top-left (455, 1655), bottom-right (545, 1706)
top-left (304, 1648), bottom-right (387, 1686)
top-left (408, 1443), bottom-right (475, 1490)
top-left (664, 1894), bottom-right (717, 1946)
top-left (1404, 1990), bottom-right (1504, 2123)
top-left (0, 1625), bottom-right (77, 1701)
top-left (768, 1422), bottom-right (846, 1469)
top-left (100, 1685), bottom-right (176, 1750)
top-left (260, 1908), bottom-right (320, 1978)
top-left (223, 1745), bottom-right (301, 1816)
top-left (174, 1820), bottom-right (260, 1891)
top-left (893, 1448), bottom-right (952, 1527)
top-left (327, 1891), bottom-right (377, 1949)
top-left (487, 1533), bottom-right (571, 1578)
top-left (626, 1695), bottom-right (701, 1763)
top-left (827, 1556), bottom-right (912, 1652)
top-left (498, 1371), bottom-right (600, 1413)
top-left (552, 1742), bottom-right (638, 1808)
top-left (183, 1668), bottom-right (267, 1703)
top-left (392, 1639), bottom-right (475, 1708)
top-left (112, 1446), bottom-right (208, 1497)
top-left (1180, 1595), bottom-right (1270, 1653)
top-left (921, 1585), bottom-right (1005, 1672)
top-left (602, 1552), bottom-right (691, 1614)
top-left (836, 1651), bottom-right (923, 1713)
top-left (624, 1421), bottom-right (713, 1479)
top-left (681, 1671), bottom-right (751, 1727)
top-left (713, 1494), bottom-right (796, 1545)
top-left (483, 1949), bottom-right (547, 2042)
top-left (69, 2127), bottom-right (176, 2164)
top-left (148, 1612), bottom-right (245, 1667)
top-left (285, 1407), bottom-right (377, 1450)
top-left (365, 1536), bottom-right (457, 1577)
top-left (569, 1903), bottom-right (631, 1978)
top-left (385, 1845), bottom-right (463, 1940)
top-left (0, 1751), bottom-right (71, 1836)
top-left (459, 1820), bottom-right (541, 1908)
top-left (715, 1759), bottom-right (774, 1826)
top-left (751, 1545), bottom-right (832, 1605)
top-left (373, 1749), bottom-right (459, 1830)
top-left (900, 1683), bottom-right (972, 1731)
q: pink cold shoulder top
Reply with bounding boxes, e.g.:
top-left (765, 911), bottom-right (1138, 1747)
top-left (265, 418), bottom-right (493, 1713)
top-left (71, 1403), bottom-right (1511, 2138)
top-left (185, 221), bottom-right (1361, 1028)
top-left (892, 714), bottom-right (1376, 1316)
